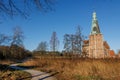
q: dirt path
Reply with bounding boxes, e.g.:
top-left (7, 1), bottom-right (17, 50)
top-left (10, 64), bottom-right (57, 80)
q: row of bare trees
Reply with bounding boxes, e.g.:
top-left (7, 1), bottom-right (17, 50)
top-left (35, 25), bottom-right (85, 56)
top-left (0, 27), bottom-right (31, 60)
top-left (35, 31), bottom-right (59, 55)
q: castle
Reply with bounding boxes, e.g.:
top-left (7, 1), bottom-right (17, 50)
top-left (82, 12), bottom-right (114, 58)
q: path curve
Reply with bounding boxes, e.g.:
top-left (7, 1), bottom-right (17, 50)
top-left (10, 64), bottom-right (57, 80)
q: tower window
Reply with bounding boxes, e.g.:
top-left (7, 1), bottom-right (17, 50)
top-left (93, 27), bottom-right (97, 31)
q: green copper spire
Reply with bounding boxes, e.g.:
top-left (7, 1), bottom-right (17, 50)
top-left (91, 12), bottom-right (101, 35)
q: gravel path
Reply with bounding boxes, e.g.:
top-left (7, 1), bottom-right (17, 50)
top-left (10, 64), bottom-right (57, 80)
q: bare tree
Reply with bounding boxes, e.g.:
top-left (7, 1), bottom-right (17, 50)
top-left (63, 34), bottom-right (76, 53)
top-left (63, 34), bottom-right (71, 53)
top-left (0, 34), bottom-right (6, 45)
top-left (50, 31), bottom-right (59, 52)
top-left (0, 33), bottom-right (11, 46)
top-left (0, 0), bottom-right (56, 18)
top-left (36, 41), bottom-right (48, 51)
top-left (74, 25), bottom-right (84, 54)
top-left (63, 25), bottom-right (85, 55)
top-left (11, 27), bottom-right (24, 48)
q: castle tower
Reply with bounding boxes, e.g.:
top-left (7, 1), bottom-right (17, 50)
top-left (88, 12), bottom-right (104, 58)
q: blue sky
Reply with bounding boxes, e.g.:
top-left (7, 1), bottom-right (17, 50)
top-left (0, 0), bottom-right (120, 52)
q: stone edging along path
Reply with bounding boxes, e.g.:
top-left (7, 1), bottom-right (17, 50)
top-left (9, 64), bottom-right (57, 80)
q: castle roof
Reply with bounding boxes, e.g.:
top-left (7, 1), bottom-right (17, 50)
top-left (103, 41), bottom-right (110, 49)
top-left (109, 50), bottom-right (115, 57)
top-left (83, 40), bottom-right (89, 44)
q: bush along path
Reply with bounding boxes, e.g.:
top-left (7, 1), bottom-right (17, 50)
top-left (9, 63), bottom-right (57, 80)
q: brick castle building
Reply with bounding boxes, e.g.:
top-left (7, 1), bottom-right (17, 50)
top-left (82, 12), bottom-right (115, 58)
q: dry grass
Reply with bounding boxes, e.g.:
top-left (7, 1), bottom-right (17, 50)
top-left (0, 60), bottom-right (31, 80)
top-left (0, 60), bottom-right (14, 65)
top-left (0, 70), bottom-right (31, 80)
top-left (22, 56), bottom-right (120, 80)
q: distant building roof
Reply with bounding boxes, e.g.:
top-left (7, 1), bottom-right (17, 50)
top-left (104, 41), bottom-right (110, 49)
top-left (109, 50), bottom-right (115, 57)
top-left (83, 40), bottom-right (89, 44)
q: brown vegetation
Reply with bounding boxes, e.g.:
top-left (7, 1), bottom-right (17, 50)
top-left (0, 45), bottom-right (32, 60)
top-left (0, 70), bottom-right (31, 80)
top-left (0, 61), bottom-right (31, 80)
top-left (21, 55), bottom-right (120, 80)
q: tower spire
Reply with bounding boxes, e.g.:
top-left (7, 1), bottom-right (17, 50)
top-left (91, 12), bottom-right (101, 35)
top-left (93, 12), bottom-right (97, 20)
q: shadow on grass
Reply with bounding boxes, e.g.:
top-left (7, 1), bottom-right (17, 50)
top-left (39, 72), bottom-right (59, 80)
top-left (0, 64), bottom-right (15, 71)
top-left (17, 65), bottom-right (37, 69)
top-left (17, 72), bottom-right (58, 80)
top-left (9, 63), bottom-right (38, 71)
top-left (0, 64), bottom-right (37, 73)
top-left (18, 72), bottom-right (46, 80)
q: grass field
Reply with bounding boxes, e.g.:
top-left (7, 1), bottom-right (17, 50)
top-left (21, 56), bottom-right (120, 80)
top-left (0, 60), bottom-right (31, 80)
